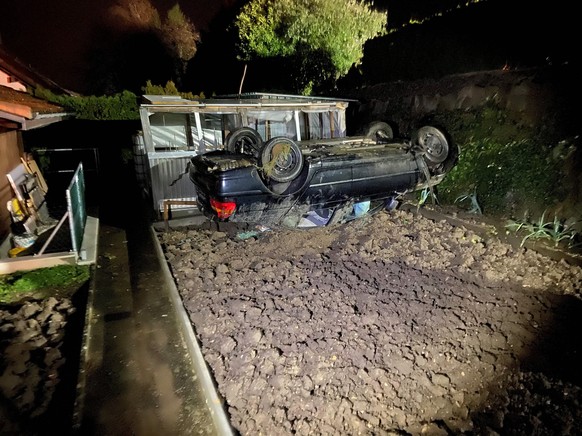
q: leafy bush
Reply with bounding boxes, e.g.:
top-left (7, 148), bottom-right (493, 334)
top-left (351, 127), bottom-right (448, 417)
top-left (35, 81), bottom-right (204, 120)
top-left (35, 87), bottom-right (140, 120)
top-left (438, 138), bottom-right (563, 216)
top-left (421, 102), bottom-right (572, 218)
top-left (141, 80), bottom-right (205, 100)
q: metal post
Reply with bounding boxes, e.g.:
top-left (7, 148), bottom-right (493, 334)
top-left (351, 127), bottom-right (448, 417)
top-left (37, 211), bottom-right (69, 256)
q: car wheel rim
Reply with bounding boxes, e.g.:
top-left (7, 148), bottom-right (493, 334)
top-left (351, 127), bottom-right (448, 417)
top-left (416, 127), bottom-right (449, 164)
top-left (226, 128), bottom-right (263, 157)
top-left (273, 145), bottom-right (294, 170)
top-left (239, 137), bottom-right (259, 155)
top-left (260, 137), bottom-right (304, 183)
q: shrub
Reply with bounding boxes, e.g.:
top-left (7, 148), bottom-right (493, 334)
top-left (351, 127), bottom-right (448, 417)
top-left (438, 137), bottom-right (564, 216)
top-left (35, 88), bottom-right (140, 120)
top-left (34, 81), bottom-right (205, 121)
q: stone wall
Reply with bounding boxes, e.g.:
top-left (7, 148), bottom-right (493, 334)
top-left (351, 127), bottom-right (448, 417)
top-left (349, 66), bottom-right (578, 138)
top-left (346, 65), bottom-right (582, 225)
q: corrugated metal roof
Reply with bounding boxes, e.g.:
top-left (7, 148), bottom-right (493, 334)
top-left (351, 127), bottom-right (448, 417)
top-left (141, 93), bottom-right (355, 109)
top-left (216, 92), bottom-right (358, 102)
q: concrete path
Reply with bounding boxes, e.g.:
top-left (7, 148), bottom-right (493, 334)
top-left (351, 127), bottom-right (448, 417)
top-left (72, 197), bottom-right (233, 435)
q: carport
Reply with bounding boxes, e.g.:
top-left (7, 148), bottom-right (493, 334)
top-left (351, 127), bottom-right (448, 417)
top-left (135, 93), bottom-right (354, 217)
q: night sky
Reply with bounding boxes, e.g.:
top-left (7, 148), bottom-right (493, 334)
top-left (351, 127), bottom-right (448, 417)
top-left (2, 0), bottom-right (571, 95)
top-left (0, 0), bottom-right (437, 93)
top-left (0, 0), bottom-right (239, 92)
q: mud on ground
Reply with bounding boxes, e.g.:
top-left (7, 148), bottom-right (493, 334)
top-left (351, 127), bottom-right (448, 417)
top-left (159, 208), bottom-right (582, 435)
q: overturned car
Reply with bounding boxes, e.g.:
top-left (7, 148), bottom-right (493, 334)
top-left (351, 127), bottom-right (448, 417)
top-left (188, 122), bottom-right (459, 228)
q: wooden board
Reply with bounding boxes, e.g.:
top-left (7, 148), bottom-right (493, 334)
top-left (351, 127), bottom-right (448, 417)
top-left (21, 157), bottom-right (48, 193)
top-left (7, 163), bottom-right (28, 203)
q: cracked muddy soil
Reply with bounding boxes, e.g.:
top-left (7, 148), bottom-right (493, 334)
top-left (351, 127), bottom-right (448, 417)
top-left (159, 207), bottom-right (582, 435)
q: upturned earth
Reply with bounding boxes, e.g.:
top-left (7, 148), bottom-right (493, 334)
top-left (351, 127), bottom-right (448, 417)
top-left (159, 206), bottom-right (582, 435)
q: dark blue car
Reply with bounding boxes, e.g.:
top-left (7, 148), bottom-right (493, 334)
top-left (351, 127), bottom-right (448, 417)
top-left (189, 123), bottom-right (458, 228)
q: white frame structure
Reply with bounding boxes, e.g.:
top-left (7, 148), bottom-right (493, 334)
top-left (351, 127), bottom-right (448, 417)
top-left (137, 93), bottom-right (353, 215)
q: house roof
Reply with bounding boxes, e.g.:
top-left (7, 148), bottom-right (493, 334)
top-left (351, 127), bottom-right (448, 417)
top-left (0, 85), bottom-right (71, 130)
top-left (0, 44), bottom-right (74, 95)
top-left (0, 45), bottom-right (73, 131)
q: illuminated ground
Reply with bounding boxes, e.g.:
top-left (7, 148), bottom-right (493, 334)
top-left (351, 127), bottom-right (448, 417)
top-left (159, 207), bottom-right (582, 435)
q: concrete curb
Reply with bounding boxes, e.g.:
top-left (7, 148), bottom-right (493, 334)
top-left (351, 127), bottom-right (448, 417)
top-left (149, 225), bottom-right (235, 436)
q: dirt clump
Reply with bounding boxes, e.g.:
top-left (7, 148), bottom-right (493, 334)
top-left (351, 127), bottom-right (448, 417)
top-left (159, 209), bottom-right (582, 435)
top-left (0, 297), bottom-right (77, 435)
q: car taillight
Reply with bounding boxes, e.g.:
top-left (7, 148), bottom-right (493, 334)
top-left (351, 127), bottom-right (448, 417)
top-left (210, 198), bottom-right (236, 219)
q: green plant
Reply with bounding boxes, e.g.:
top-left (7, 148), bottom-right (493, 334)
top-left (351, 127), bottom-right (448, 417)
top-left (141, 80), bottom-right (205, 100)
top-left (36, 82), bottom-right (205, 121)
top-left (417, 187), bottom-right (438, 211)
top-left (455, 188), bottom-right (482, 214)
top-left (35, 87), bottom-right (140, 120)
top-left (505, 212), bottom-right (580, 248)
top-left (432, 98), bottom-right (572, 219)
top-left (234, 0), bottom-right (387, 92)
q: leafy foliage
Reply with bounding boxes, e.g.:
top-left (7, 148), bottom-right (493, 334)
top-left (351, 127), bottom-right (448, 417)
top-left (235, 0), bottom-right (292, 59)
top-left (506, 212), bottom-right (580, 248)
top-left (97, 0), bottom-right (200, 92)
top-left (142, 80), bottom-right (180, 95)
top-left (162, 4), bottom-right (200, 61)
top-left (161, 4), bottom-right (201, 82)
top-left (108, 0), bottom-right (161, 30)
top-left (35, 87), bottom-right (140, 120)
top-left (141, 80), bottom-right (205, 99)
top-left (438, 137), bottom-right (562, 215)
top-left (234, 0), bottom-right (387, 93)
top-left (34, 81), bottom-right (205, 120)
top-left (424, 102), bottom-right (572, 218)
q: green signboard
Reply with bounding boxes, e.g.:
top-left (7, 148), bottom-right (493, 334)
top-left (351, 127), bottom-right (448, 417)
top-left (66, 163), bottom-right (87, 257)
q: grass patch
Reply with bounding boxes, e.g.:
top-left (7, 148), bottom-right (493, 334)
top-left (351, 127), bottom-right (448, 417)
top-left (0, 265), bottom-right (91, 305)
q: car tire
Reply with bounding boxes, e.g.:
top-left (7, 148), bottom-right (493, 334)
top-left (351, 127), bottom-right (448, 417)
top-left (225, 127), bottom-right (263, 157)
top-left (365, 121), bottom-right (394, 143)
top-left (413, 126), bottom-right (450, 164)
top-left (259, 137), bottom-right (304, 183)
